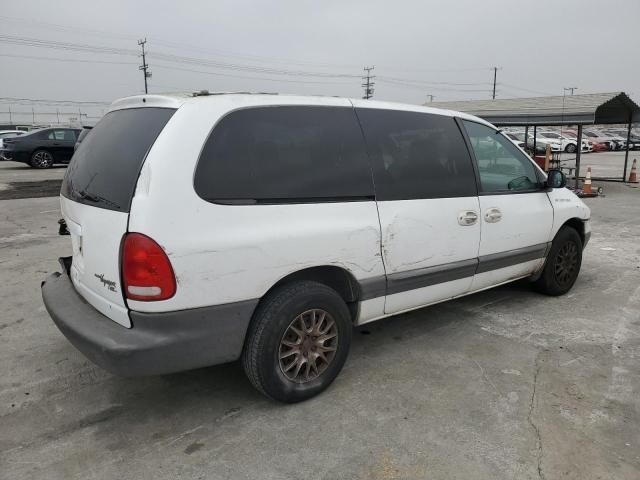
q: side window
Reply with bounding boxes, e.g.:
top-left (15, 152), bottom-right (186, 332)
top-left (48, 130), bottom-right (66, 141)
top-left (356, 108), bottom-right (477, 200)
top-left (194, 106), bottom-right (374, 202)
top-left (64, 130), bottom-right (77, 142)
top-left (462, 120), bottom-right (540, 193)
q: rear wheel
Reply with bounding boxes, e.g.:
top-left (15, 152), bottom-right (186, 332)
top-left (565, 143), bottom-right (577, 153)
top-left (534, 226), bottom-right (583, 296)
top-left (242, 281), bottom-right (352, 402)
top-left (30, 150), bottom-right (54, 169)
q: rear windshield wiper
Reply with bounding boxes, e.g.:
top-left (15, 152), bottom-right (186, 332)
top-left (77, 189), bottom-right (120, 210)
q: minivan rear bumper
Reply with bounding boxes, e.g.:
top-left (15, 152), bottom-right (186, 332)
top-left (41, 265), bottom-right (257, 376)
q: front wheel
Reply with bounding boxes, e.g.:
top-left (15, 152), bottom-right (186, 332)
top-left (242, 281), bottom-right (352, 402)
top-left (30, 150), bottom-right (54, 169)
top-left (534, 226), bottom-right (583, 296)
top-left (565, 143), bottom-right (577, 153)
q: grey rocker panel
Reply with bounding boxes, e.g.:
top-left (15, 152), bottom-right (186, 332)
top-left (358, 243), bottom-right (550, 300)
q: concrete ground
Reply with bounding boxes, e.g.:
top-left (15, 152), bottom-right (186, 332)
top-left (556, 149), bottom-right (639, 181)
top-left (0, 160), bottom-right (638, 479)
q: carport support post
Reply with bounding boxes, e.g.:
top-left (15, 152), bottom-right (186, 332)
top-left (524, 125), bottom-right (529, 153)
top-left (623, 120), bottom-right (632, 182)
top-left (533, 126), bottom-right (537, 153)
top-left (575, 125), bottom-right (583, 189)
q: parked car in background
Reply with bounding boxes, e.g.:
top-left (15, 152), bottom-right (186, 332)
top-left (504, 131), bottom-right (546, 154)
top-left (41, 93), bottom-right (591, 402)
top-left (503, 132), bottom-right (526, 150)
top-left (536, 131), bottom-right (578, 153)
top-left (0, 130), bottom-right (26, 158)
top-left (583, 129), bottom-right (625, 150)
top-left (591, 141), bottom-right (609, 152)
top-left (74, 126), bottom-right (93, 151)
top-left (558, 130), bottom-right (593, 152)
top-left (603, 129), bottom-right (640, 150)
top-left (0, 127), bottom-right (80, 168)
top-left (526, 132), bottom-right (562, 152)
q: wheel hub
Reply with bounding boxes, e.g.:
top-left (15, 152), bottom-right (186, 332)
top-left (278, 309), bottom-right (338, 383)
top-left (554, 240), bottom-right (578, 286)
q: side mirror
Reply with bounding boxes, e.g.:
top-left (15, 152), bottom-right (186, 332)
top-left (546, 169), bottom-right (566, 189)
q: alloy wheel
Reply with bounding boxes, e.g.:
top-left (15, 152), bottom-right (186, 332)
top-left (554, 241), bottom-right (579, 287)
top-left (33, 151), bottom-right (53, 168)
top-left (278, 309), bottom-right (338, 383)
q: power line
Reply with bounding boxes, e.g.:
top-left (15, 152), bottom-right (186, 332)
top-left (0, 34), bottom-right (363, 80)
top-left (148, 51), bottom-right (361, 79)
top-left (0, 52), bottom-right (137, 66)
top-left (377, 76), bottom-right (491, 87)
top-left (0, 14), bottom-right (493, 76)
top-left (0, 14), bottom-right (363, 71)
top-left (376, 78), bottom-right (493, 93)
top-left (0, 33), bottom-right (569, 101)
top-left (0, 15), bottom-right (139, 42)
top-left (152, 64), bottom-right (355, 85)
top-left (499, 83), bottom-right (557, 96)
top-left (362, 66), bottom-right (375, 99)
top-left (0, 34), bottom-right (138, 56)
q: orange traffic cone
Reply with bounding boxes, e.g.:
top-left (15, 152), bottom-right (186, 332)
top-left (583, 167), bottom-right (592, 194)
top-left (628, 159), bottom-right (638, 183)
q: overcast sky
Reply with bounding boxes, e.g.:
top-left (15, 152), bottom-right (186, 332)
top-left (2, 0), bottom-right (639, 124)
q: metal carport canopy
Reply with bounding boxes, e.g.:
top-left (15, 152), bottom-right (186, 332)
top-left (427, 92), bottom-right (640, 126)
top-left (428, 92), bottom-right (640, 185)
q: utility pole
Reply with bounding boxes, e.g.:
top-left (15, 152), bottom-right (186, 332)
top-left (492, 66), bottom-right (498, 100)
top-left (564, 87), bottom-right (578, 96)
top-left (362, 66), bottom-right (375, 99)
top-left (426, 95), bottom-right (435, 102)
top-left (8, 105), bottom-right (11, 124)
top-left (138, 38), bottom-right (152, 94)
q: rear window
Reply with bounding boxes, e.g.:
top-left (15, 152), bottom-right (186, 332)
top-left (61, 108), bottom-right (175, 212)
top-left (194, 106), bottom-right (374, 203)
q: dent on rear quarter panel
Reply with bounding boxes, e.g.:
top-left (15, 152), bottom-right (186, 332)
top-left (129, 202), bottom-right (386, 314)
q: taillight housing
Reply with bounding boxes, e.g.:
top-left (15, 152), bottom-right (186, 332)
top-left (121, 233), bottom-right (176, 301)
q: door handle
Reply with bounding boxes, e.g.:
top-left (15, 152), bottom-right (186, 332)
top-left (52, 142), bottom-right (61, 146)
top-left (484, 207), bottom-right (502, 223)
top-left (458, 210), bottom-right (479, 226)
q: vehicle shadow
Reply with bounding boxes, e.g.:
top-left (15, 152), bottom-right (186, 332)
top-left (73, 281), bottom-right (536, 451)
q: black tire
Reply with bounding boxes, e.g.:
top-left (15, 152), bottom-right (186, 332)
top-left (565, 143), bottom-right (577, 153)
top-left (242, 281), bottom-right (352, 403)
top-left (534, 226), bottom-right (583, 296)
top-left (29, 149), bottom-right (54, 169)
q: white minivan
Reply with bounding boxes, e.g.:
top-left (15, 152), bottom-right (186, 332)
top-left (42, 93), bottom-right (591, 402)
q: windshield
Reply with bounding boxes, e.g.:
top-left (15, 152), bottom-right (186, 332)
top-left (61, 107), bottom-right (175, 212)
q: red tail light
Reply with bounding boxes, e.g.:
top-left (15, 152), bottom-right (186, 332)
top-left (121, 233), bottom-right (176, 301)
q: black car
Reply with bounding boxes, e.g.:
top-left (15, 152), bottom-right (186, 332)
top-left (1, 127), bottom-right (81, 168)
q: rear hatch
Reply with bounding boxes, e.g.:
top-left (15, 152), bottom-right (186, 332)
top-left (60, 107), bottom-right (176, 327)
